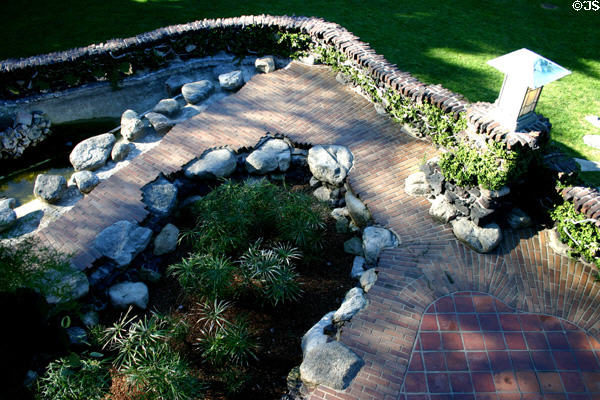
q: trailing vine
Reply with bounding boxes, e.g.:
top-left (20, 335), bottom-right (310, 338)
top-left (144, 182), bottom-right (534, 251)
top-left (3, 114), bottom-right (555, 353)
top-left (550, 201), bottom-right (600, 268)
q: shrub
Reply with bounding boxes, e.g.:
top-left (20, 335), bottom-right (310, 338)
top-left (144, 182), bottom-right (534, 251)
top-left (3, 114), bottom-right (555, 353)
top-left (239, 240), bottom-right (303, 306)
top-left (550, 201), bottom-right (600, 268)
top-left (36, 354), bottom-right (111, 400)
top-left (99, 308), bottom-right (205, 400)
top-left (0, 237), bottom-right (72, 295)
top-left (196, 316), bottom-right (258, 367)
top-left (438, 141), bottom-right (521, 190)
top-left (168, 253), bottom-right (236, 300)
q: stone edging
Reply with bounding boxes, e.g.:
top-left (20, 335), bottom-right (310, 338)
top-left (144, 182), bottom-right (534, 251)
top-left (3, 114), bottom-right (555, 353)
top-left (561, 185), bottom-right (600, 226)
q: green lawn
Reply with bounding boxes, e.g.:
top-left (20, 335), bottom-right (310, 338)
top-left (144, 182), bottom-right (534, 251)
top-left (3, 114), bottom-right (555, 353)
top-left (2, 0), bottom-right (599, 177)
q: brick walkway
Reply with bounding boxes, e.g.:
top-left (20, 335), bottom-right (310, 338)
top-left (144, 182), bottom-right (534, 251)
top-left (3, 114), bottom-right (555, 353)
top-left (34, 62), bottom-right (600, 399)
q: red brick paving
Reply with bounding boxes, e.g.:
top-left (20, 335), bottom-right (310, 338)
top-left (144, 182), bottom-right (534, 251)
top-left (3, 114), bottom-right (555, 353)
top-left (31, 62), bottom-right (600, 399)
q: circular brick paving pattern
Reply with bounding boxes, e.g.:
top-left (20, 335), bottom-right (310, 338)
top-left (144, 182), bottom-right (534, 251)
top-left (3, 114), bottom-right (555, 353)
top-left (401, 292), bottom-right (600, 399)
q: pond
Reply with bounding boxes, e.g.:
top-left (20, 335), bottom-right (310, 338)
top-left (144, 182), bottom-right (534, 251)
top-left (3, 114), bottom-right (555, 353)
top-left (0, 118), bottom-right (118, 205)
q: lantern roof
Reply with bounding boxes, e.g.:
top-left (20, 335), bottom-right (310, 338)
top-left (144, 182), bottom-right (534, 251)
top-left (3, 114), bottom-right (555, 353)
top-left (487, 48), bottom-right (571, 89)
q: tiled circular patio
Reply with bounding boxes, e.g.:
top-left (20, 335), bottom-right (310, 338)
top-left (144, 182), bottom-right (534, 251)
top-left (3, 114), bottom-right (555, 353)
top-left (401, 292), bottom-right (600, 399)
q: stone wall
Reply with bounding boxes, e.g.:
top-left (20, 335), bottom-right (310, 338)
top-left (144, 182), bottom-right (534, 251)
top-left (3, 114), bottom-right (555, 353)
top-left (560, 186), bottom-right (600, 226)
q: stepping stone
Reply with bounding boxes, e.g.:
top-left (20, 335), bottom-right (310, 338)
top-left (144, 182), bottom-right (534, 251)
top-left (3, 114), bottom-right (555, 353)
top-left (575, 158), bottom-right (600, 172)
top-left (583, 135), bottom-right (600, 149)
top-left (585, 115), bottom-right (600, 128)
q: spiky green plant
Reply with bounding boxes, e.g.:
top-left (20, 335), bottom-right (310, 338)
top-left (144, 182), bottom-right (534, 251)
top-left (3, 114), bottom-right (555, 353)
top-left (168, 253), bottom-right (235, 299)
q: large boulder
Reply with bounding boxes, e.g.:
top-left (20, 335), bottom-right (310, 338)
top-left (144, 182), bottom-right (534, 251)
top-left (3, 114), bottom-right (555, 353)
top-left (69, 133), bottom-right (116, 171)
top-left (71, 170), bottom-right (99, 194)
top-left (362, 226), bottom-right (399, 265)
top-left (245, 139), bottom-right (291, 174)
top-left (300, 341), bottom-right (364, 390)
top-left (351, 256), bottom-right (366, 279)
top-left (344, 237), bottom-right (364, 256)
top-left (218, 70), bottom-right (244, 90)
top-left (405, 171), bottom-right (432, 197)
top-left (33, 174), bottom-right (67, 203)
top-left (0, 199), bottom-right (17, 233)
top-left (153, 98), bottom-right (181, 117)
top-left (507, 208), bottom-right (532, 230)
top-left (94, 221), bottom-right (152, 266)
top-left (360, 268), bottom-right (377, 292)
top-left (108, 281), bottom-right (149, 309)
top-left (255, 56), bottom-right (276, 73)
top-left (182, 80), bottom-right (214, 104)
top-left (301, 311), bottom-right (335, 356)
top-left (144, 112), bottom-right (175, 135)
top-left (308, 145), bottom-right (354, 186)
top-left (43, 268), bottom-right (89, 304)
top-left (154, 223), bottom-right (179, 256)
top-left (332, 287), bottom-right (367, 323)
top-left (184, 148), bottom-right (237, 179)
top-left (142, 177), bottom-right (178, 218)
top-left (451, 218), bottom-right (502, 253)
top-left (345, 192), bottom-right (371, 227)
top-left (120, 110), bottom-right (145, 142)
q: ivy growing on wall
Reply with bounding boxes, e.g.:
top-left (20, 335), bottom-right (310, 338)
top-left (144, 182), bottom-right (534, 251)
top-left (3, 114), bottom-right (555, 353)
top-left (550, 201), bottom-right (600, 268)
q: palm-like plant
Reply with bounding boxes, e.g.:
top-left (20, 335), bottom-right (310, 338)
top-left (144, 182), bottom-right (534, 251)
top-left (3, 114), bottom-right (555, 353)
top-left (168, 253), bottom-right (235, 299)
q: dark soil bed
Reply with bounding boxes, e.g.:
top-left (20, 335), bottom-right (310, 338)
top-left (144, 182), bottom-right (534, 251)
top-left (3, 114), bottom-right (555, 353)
top-left (107, 185), bottom-right (355, 399)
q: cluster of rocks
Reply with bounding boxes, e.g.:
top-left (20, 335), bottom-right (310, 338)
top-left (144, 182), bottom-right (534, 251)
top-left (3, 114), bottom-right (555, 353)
top-left (0, 111), bottom-right (51, 159)
top-left (405, 159), bottom-right (532, 253)
top-left (6, 56), bottom-right (280, 235)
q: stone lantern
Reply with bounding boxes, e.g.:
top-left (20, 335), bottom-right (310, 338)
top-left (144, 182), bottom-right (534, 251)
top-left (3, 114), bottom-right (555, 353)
top-left (487, 48), bottom-right (570, 132)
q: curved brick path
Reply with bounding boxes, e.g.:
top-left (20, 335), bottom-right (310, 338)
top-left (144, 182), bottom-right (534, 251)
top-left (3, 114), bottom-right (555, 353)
top-left (33, 62), bottom-right (600, 399)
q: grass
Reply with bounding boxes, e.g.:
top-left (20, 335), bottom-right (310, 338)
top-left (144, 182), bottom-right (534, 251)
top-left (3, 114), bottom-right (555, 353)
top-left (1, 0), bottom-right (599, 174)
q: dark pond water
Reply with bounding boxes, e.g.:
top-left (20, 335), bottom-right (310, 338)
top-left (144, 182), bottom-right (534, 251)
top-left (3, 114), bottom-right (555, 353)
top-left (0, 118), bottom-right (118, 205)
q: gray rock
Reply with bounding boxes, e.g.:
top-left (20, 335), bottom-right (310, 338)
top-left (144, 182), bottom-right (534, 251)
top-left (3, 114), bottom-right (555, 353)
top-left (69, 133), bottom-right (116, 171)
top-left (94, 220), bottom-right (152, 266)
top-left (451, 218), bottom-right (502, 253)
top-left (23, 370), bottom-right (37, 388)
top-left (333, 287), bottom-right (367, 323)
top-left (575, 158), bottom-right (600, 172)
top-left (307, 145), bottom-right (354, 186)
top-left (145, 112), bottom-right (175, 135)
top-left (360, 268), bottom-right (377, 292)
top-left (336, 218), bottom-right (349, 233)
top-left (139, 267), bottom-right (162, 283)
top-left (111, 141), bottom-right (131, 162)
top-left (245, 139), bottom-right (291, 174)
top-left (350, 256), bottom-right (366, 279)
top-left (71, 170), bottom-right (99, 194)
top-left (154, 223), bottom-right (179, 255)
top-left (0, 199), bottom-right (17, 232)
top-left (313, 186), bottom-right (332, 202)
top-left (331, 207), bottom-right (349, 220)
top-left (182, 80), bottom-right (214, 104)
top-left (547, 227), bottom-right (571, 257)
top-left (108, 281), bottom-right (149, 309)
top-left (66, 327), bottom-right (87, 345)
top-left (299, 54), bottom-right (316, 65)
top-left (301, 311), bottom-right (335, 356)
top-left (15, 110), bottom-right (33, 126)
top-left (344, 237), bottom-right (364, 256)
top-left (429, 196), bottom-right (457, 223)
top-left (153, 98), bottom-right (181, 117)
top-left (33, 174), bottom-right (67, 203)
top-left (470, 203), bottom-right (495, 226)
top-left (479, 185), bottom-right (510, 199)
top-left (166, 75), bottom-right (193, 96)
top-left (345, 192), bottom-right (371, 227)
top-left (255, 56), bottom-right (276, 73)
top-left (180, 195), bottom-right (203, 209)
top-left (44, 268), bottom-right (89, 304)
top-left (362, 226), bottom-right (399, 265)
top-left (120, 110), bottom-right (145, 142)
top-left (405, 172), bottom-right (432, 197)
top-left (142, 177), bottom-right (178, 218)
top-left (0, 198), bottom-right (16, 210)
top-left (184, 148), bottom-right (237, 179)
top-left (300, 341), bottom-right (364, 390)
top-left (81, 311), bottom-right (99, 327)
top-left (219, 70), bottom-right (244, 90)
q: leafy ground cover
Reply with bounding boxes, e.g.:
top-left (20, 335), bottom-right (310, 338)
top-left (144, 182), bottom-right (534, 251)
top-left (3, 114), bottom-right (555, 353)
top-left (32, 179), bottom-right (355, 399)
top-left (1, 0), bottom-right (599, 177)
